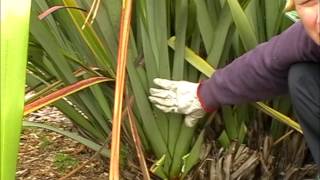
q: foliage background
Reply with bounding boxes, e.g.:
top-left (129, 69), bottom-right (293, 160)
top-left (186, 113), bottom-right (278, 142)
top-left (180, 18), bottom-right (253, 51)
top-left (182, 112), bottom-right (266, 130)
top-left (1, 0), bottom-right (317, 179)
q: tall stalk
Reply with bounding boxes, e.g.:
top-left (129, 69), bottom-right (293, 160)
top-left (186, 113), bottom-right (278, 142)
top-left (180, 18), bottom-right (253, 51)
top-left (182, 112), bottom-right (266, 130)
top-left (109, 0), bottom-right (133, 179)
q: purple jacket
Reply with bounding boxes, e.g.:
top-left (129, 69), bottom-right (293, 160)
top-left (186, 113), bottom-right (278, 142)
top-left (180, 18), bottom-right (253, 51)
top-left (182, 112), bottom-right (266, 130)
top-left (198, 22), bottom-right (320, 112)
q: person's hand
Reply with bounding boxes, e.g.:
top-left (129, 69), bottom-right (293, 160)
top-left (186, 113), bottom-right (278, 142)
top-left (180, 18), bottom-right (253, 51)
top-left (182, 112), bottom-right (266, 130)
top-left (148, 78), bottom-right (205, 127)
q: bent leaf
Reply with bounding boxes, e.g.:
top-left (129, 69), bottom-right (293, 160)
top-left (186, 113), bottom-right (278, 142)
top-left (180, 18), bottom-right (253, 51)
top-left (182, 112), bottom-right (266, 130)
top-left (22, 121), bottom-right (110, 157)
top-left (24, 77), bottom-right (113, 115)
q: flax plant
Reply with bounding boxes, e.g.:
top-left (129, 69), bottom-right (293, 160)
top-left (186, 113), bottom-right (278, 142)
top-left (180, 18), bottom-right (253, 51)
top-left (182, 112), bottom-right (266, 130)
top-left (19, 0), bottom-right (302, 179)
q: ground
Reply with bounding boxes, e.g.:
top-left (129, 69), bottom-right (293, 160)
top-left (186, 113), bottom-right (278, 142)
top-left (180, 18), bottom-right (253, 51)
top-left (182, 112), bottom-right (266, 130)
top-left (16, 106), bottom-right (318, 179)
top-left (17, 107), bottom-right (109, 180)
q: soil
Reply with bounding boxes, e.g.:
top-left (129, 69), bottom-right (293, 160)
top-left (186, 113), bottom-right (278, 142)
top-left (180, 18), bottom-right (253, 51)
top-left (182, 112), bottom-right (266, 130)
top-left (17, 107), bottom-right (109, 180)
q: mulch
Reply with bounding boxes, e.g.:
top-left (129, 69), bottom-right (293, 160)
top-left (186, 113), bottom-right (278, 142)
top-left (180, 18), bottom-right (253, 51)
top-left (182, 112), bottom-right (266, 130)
top-left (17, 107), bottom-right (108, 180)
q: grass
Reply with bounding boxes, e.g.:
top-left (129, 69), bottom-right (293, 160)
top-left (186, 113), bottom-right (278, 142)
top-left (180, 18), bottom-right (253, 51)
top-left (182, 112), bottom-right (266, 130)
top-left (39, 136), bottom-right (53, 151)
top-left (53, 153), bottom-right (78, 172)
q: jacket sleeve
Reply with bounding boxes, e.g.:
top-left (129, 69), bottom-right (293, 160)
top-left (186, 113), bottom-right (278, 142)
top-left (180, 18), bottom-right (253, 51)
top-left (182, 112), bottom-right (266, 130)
top-left (198, 22), bottom-right (320, 111)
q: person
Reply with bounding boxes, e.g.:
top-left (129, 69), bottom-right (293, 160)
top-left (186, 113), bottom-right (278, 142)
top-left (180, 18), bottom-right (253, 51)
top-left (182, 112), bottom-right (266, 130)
top-left (148, 0), bottom-right (320, 174)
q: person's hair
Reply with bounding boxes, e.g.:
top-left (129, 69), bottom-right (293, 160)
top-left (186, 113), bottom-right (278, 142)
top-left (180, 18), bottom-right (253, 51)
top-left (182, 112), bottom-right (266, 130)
top-left (285, 0), bottom-right (295, 11)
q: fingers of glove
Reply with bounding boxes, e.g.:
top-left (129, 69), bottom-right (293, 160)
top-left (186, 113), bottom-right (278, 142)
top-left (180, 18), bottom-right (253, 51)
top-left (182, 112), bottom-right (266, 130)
top-left (189, 110), bottom-right (206, 119)
top-left (184, 110), bottom-right (206, 127)
top-left (154, 104), bottom-right (178, 113)
top-left (153, 78), bottom-right (178, 90)
top-left (149, 96), bottom-right (177, 106)
top-left (149, 88), bottom-right (176, 98)
top-left (184, 115), bottom-right (199, 127)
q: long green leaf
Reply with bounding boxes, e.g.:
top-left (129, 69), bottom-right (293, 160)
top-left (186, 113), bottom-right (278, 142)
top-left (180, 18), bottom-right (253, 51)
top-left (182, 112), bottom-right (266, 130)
top-left (226, 0), bottom-right (257, 50)
top-left (181, 131), bottom-right (205, 178)
top-left (0, 1), bottom-right (31, 179)
top-left (168, 0), bottom-right (189, 176)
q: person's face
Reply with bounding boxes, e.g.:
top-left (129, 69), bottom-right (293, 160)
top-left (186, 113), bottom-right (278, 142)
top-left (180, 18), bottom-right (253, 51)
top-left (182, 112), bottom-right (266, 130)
top-left (294, 0), bottom-right (320, 45)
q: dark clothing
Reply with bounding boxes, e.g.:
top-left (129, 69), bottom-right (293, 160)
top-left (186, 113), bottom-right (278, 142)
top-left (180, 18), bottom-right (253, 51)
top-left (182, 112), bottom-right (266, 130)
top-left (288, 63), bottom-right (320, 169)
top-left (198, 22), bottom-right (320, 109)
top-left (198, 22), bottom-right (320, 168)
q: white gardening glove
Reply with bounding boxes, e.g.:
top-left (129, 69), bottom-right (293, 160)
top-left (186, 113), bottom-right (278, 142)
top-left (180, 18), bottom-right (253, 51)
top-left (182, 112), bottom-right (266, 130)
top-left (148, 78), bottom-right (206, 127)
